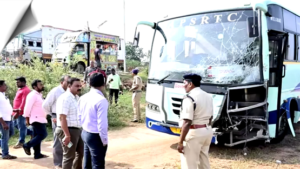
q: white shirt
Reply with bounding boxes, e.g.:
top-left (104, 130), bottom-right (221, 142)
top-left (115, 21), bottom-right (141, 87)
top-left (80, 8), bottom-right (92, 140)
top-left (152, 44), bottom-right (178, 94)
top-left (0, 92), bottom-right (13, 121)
top-left (78, 88), bottom-right (109, 145)
top-left (42, 85), bottom-right (65, 116)
top-left (179, 87), bottom-right (213, 127)
top-left (56, 90), bottom-right (81, 128)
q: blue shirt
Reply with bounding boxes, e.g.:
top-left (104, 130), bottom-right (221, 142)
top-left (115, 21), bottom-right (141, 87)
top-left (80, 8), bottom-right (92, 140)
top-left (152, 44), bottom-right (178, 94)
top-left (78, 88), bottom-right (109, 144)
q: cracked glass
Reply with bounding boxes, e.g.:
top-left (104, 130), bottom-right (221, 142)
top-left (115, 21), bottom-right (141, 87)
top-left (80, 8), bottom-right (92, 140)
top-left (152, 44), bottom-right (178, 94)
top-left (149, 10), bottom-right (261, 85)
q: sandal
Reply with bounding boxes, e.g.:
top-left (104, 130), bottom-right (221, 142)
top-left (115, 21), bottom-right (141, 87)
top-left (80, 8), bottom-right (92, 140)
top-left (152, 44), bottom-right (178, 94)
top-left (34, 154), bottom-right (49, 159)
top-left (3, 154), bottom-right (17, 159)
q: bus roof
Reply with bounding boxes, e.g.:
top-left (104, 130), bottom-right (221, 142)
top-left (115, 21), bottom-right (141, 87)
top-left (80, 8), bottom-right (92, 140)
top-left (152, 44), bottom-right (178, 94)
top-left (162, 0), bottom-right (299, 22)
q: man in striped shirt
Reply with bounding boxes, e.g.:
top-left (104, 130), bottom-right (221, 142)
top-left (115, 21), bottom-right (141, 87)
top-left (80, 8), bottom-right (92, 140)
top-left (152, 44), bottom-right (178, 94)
top-left (56, 78), bottom-right (83, 169)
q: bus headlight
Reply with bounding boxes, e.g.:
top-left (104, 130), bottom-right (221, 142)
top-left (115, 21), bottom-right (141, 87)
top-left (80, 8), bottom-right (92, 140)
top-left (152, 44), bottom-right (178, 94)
top-left (147, 103), bottom-right (160, 112)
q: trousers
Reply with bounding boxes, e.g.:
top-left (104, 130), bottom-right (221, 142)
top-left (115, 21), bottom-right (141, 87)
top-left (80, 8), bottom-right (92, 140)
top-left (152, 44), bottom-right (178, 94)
top-left (81, 130), bottom-right (108, 169)
top-left (132, 92), bottom-right (142, 120)
top-left (180, 127), bottom-right (213, 169)
top-left (23, 122), bottom-right (48, 158)
top-left (52, 117), bottom-right (63, 167)
top-left (0, 121), bottom-right (14, 157)
top-left (56, 127), bottom-right (84, 169)
top-left (109, 89), bottom-right (119, 104)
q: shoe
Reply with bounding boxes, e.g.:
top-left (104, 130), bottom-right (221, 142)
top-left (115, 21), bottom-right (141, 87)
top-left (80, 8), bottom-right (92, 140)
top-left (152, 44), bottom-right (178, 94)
top-left (131, 120), bottom-right (138, 123)
top-left (34, 154), bottom-right (48, 159)
top-left (23, 145), bottom-right (31, 156)
top-left (2, 154), bottom-right (17, 159)
top-left (13, 142), bottom-right (23, 149)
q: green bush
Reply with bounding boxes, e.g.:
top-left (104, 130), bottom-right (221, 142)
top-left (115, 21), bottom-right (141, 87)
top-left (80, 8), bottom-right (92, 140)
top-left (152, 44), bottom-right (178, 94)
top-left (0, 53), bottom-right (145, 130)
top-left (0, 56), bottom-right (82, 103)
top-left (126, 59), bottom-right (141, 71)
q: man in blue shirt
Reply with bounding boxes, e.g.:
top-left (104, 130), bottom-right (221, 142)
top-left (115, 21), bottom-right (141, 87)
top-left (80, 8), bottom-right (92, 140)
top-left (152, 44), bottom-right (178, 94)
top-left (78, 73), bottom-right (109, 169)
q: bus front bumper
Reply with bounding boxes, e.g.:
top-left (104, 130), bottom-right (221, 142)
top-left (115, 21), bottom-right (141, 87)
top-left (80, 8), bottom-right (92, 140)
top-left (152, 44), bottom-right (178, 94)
top-left (145, 117), bottom-right (217, 144)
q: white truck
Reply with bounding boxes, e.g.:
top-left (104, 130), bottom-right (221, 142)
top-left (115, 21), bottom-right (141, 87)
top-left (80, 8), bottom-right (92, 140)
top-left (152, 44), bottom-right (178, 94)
top-left (4, 25), bottom-right (75, 62)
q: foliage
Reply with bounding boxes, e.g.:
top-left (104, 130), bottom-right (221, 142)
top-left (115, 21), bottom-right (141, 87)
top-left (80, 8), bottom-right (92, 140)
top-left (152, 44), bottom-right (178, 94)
top-left (126, 59), bottom-right (141, 71)
top-left (0, 52), bottom-right (82, 103)
top-left (125, 42), bottom-right (146, 62)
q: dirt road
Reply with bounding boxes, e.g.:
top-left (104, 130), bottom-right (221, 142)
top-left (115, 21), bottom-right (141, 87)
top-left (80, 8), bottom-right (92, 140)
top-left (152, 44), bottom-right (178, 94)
top-left (0, 124), bottom-right (180, 169)
top-left (0, 124), bottom-right (300, 169)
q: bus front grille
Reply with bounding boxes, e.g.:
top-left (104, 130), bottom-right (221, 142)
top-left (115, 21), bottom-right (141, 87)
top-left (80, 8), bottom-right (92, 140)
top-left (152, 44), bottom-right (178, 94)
top-left (171, 97), bottom-right (182, 115)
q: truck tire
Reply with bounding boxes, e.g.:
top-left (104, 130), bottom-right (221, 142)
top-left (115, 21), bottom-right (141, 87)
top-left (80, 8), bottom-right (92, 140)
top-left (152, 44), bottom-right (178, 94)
top-left (271, 111), bottom-right (288, 144)
top-left (76, 63), bottom-right (85, 74)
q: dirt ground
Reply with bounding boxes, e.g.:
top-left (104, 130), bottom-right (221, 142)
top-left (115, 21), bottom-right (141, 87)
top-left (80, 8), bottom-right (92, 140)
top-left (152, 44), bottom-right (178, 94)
top-left (0, 124), bottom-right (300, 169)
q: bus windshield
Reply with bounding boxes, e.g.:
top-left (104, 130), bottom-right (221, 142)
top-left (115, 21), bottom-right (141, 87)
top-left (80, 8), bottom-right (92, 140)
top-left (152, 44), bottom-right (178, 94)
top-left (149, 10), bottom-right (261, 85)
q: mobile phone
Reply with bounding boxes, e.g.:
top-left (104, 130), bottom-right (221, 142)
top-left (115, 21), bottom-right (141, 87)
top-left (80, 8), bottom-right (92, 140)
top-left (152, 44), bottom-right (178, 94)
top-left (67, 142), bottom-right (73, 148)
top-left (63, 138), bottom-right (73, 148)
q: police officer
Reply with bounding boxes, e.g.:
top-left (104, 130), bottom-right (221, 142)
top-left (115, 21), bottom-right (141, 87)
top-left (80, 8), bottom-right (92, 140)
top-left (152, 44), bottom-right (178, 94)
top-left (177, 73), bottom-right (213, 169)
top-left (129, 68), bottom-right (143, 122)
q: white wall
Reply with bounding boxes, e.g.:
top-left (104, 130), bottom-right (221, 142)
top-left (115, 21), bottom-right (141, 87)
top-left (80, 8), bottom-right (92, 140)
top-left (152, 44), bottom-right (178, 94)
top-left (42, 26), bottom-right (74, 54)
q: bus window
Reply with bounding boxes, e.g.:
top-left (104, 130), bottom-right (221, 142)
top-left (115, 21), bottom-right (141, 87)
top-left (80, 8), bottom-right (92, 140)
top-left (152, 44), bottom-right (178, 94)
top-left (286, 33), bottom-right (295, 60)
top-left (269, 40), bottom-right (279, 86)
top-left (298, 36), bottom-right (300, 61)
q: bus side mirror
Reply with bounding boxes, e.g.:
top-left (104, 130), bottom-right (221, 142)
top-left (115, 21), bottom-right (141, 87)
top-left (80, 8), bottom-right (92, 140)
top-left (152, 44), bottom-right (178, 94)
top-left (133, 32), bottom-right (140, 47)
top-left (247, 17), bottom-right (259, 37)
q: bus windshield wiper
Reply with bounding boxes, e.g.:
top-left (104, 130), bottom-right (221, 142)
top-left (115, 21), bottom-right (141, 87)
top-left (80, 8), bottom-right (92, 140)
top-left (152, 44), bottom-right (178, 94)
top-left (157, 74), bottom-right (170, 84)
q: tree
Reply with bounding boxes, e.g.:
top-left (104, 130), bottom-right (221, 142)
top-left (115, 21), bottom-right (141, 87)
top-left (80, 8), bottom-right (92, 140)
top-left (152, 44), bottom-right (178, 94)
top-left (125, 42), bottom-right (146, 62)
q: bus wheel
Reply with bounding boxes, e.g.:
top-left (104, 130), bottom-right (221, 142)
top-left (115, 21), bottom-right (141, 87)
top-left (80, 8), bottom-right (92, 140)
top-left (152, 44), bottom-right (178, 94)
top-left (271, 111), bottom-right (288, 144)
top-left (76, 63), bottom-right (85, 74)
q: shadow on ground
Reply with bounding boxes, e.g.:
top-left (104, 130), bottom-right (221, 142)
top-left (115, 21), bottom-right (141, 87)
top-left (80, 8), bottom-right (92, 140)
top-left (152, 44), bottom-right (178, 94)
top-left (169, 125), bottom-right (300, 165)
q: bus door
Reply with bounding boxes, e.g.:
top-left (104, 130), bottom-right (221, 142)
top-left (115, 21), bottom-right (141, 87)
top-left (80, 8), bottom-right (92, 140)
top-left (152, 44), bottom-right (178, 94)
top-left (268, 31), bottom-right (287, 138)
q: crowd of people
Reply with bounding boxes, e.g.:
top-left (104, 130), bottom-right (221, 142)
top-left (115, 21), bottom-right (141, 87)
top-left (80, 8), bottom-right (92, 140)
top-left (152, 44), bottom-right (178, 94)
top-left (0, 56), bottom-right (214, 169)
top-left (0, 66), bottom-right (143, 169)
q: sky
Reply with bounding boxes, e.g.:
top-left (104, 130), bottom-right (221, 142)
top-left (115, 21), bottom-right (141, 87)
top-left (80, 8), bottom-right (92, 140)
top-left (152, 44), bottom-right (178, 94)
top-left (1, 0), bottom-right (298, 52)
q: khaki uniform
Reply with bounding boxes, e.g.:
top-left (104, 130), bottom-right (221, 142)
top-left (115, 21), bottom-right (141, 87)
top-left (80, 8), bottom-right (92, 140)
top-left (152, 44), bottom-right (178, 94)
top-left (179, 87), bottom-right (214, 169)
top-left (132, 75), bottom-right (143, 120)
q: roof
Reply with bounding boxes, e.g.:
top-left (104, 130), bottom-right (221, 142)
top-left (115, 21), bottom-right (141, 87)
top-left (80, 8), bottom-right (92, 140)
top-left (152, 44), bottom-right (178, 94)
top-left (160, 0), bottom-right (299, 22)
top-left (41, 25), bottom-right (76, 32)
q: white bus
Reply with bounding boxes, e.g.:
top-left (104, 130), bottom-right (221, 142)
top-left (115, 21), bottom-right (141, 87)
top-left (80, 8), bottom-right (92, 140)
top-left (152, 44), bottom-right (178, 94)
top-left (134, 0), bottom-right (300, 146)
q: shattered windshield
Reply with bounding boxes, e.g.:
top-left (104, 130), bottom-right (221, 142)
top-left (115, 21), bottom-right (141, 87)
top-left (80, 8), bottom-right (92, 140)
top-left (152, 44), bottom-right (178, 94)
top-left (149, 10), bottom-right (261, 85)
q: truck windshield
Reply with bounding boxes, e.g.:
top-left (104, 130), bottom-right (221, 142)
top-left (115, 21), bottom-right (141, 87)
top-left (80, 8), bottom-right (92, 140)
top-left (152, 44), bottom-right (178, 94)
top-left (149, 10), bottom-right (261, 85)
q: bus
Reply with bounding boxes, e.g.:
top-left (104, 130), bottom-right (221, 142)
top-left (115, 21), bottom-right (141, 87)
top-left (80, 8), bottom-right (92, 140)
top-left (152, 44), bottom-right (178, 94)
top-left (133, 0), bottom-right (300, 147)
top-left (52, 30), bottom-right (123, 73)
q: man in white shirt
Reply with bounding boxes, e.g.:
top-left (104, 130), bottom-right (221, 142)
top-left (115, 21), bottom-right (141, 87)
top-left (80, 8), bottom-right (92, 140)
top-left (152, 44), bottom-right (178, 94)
top-left (0, 80), bottom-right (17, 159)
top-left (42, 75), bottom-right (70, 169)
top-left (56, 77), bottom-right (83, 169)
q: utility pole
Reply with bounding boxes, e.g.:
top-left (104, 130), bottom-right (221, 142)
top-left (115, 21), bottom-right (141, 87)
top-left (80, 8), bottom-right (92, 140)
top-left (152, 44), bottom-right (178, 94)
top-left (123, 0), bottom-right (126, 72)
top-left (98, 20), bottom-right (107, 31)
top-left (87, 21), bottom-right (90, 67)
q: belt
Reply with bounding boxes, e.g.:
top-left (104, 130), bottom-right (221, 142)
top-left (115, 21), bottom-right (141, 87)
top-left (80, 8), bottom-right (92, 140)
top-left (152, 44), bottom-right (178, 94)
top-left (190, 124), bottom-right (207, 129)
top-left (57, 126), bottom-right (80, 130)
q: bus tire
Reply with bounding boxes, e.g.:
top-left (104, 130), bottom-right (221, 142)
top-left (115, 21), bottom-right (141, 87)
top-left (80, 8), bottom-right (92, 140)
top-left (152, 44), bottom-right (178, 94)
top-left (76, 63), bottom-right (85, 74)
top-left (271, 111), bottom-right (288, 144)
